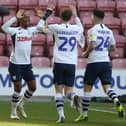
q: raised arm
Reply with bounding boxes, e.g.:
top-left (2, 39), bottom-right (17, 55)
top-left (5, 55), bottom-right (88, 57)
top-left (30, 7), bottom-right (53, 34)
top-left (1, 9), bottom-right (24, 35)
top-left (70, 5), bottom-right (84, 33)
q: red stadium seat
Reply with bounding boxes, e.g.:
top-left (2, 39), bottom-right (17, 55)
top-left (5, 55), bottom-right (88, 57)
top-left (46, 15), bottom-right (61, 24)
top-left (97, 0), bottom-right (115, 17)
top-left (103, 17), bottom-right (121, 34)
top-left (112, 59), bottom-right (126, 69)
top-left (114, 34), bottom-right (126, 48)
top-left (121, 18), bottom-right (126, 36)
top-left (0, 45), bottom-right (4, 56)
top-left (0, 0), bottom-right (17, 9)
top-left (77, 0), bottom-right (96, 12)
top-left (57, 0), bottom-right (76, 15)
top-left (25, 10), bottom-right (36, 16)
top-left (110, 48), bottom-right (125, 59)
top-left (0, 33), bottom-right (6, 45)
top-left (0, 56), bottom-right (9, 66)
top-left (77, 58), bottom-right (87, 68)
top-left (79, 12), bottom-right (93, 19)
top-left (46, 34), bottom-right (54, 46)
top-left (18, 0), bottom-right (37, 9)
top-left (116, 0), bottom-right (126, 13)
top-left (118, 12), bottom-right (126, 19)
top-left (31, 57), bottom-right (51, 67)
top-left (31, 46), bottom-right (44, 57)
top-left (30, 16), bottom-right (40, 26)
top-left (81, 16), bottom-right (92, 29)
top-left (38, 0), bottom-right (57, 10)
top-left (32, 34), bottom-right (45, 45)
top-left (48, 46), bottom-right (53, 58)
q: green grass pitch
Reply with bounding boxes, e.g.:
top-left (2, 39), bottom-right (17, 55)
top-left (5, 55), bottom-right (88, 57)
top-left (0, 101), bottom-right (126, 126)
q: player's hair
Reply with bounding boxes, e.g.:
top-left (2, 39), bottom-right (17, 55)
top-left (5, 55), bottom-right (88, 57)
top-left (93, 9), bottom-right (105, 19)
top-left (60, 9), bottom-right (72, 21)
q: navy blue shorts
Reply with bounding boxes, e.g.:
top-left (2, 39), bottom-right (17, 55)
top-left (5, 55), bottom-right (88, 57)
top-left (84, 62), bottom-right (112, 85)
top-left (53, 63), bottom-right (75, 87)
top-left (8, 62), bottom-right (35, 82)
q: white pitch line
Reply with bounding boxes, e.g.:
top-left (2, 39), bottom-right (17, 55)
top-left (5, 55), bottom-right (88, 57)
top-left (90, 108), bottom-right (118, 114)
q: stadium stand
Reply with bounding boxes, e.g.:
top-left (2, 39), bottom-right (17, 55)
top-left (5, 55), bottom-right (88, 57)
top-left (114, 34), bottom-right (126, 48)
top-left (18, 0), bottom-right (37, 9)
top-left (0, 0), bottom-right (17, 15)
top-left (46, 34), bottom-right (54, 46)
top-left (0, 56), bottom-right (9, 66)
top-left (57, 0), bottom-right (76, 15)
top-left (110, 47), bottom-right (125, 59)
top-left (77, 0), bottom-right (96, 12)
top-left (31, 57), bottom-right (51, 67)
top-left (31, 34), bottom-right (46, 57)
top-left (112, 59), bottom-right (126, 69)
top-left (38, 0), bottom-right (57, 10)
top-left (0, 33), bottom-right (6, 56)
top-left (121, 17), bottom-right (126, 36)
top-left (96, 0), bottom-right (115, 17)
top-left (0, 0), bottom-right (126, 68)
top-left (77, 58), bottom-right (87, 68)
top-left (103, 16), bottom-right (121, 34)
top-left (31, 46), bottom-right (44, 57)
top-left (46, 15), bottom-right (61, 24)
top-left (29, 15), bottom-right (40, 26)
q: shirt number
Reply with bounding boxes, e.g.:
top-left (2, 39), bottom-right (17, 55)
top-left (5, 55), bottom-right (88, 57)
top-left (58, 36), bottom-right (76, 52)
top-left (95, 36), bottom-right (110, 51)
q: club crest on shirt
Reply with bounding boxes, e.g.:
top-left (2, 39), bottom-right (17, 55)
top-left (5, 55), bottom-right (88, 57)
top-left (90, 34), bottom-right (94, 41)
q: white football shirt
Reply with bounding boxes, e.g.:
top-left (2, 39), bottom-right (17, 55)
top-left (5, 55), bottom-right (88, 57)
top-left (87, 24), bottom-right (115, 63)
top-left (43, 17), bottom-right (84, 65)
top-left (2, 17), bottom-right (44, 64)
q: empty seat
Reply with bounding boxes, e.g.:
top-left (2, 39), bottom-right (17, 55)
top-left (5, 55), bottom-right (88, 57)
top-left (79, 12), bottom-right (93, 19)
top-left (110, 48), bottom-right (125, 59)
top-left (31, 46), bottom-right (44, 57)
top-left (121, 17), bottom-right (126, 36)
top-left (0, 45), bottom-right (4, 56)
top-left (77, 0), bottom-right (96, 12)
top-left (18, 0), bottom-right (37, 9)
top-left (103, 17), bottom-right (120, 34)
top-left (46, 34), bottom-right (54, 46)
top-left (31, 57), bottom-right (50, 67)
top-left (0, 56), bottom-right (9, 66)
top-left (46, 15), bottom-right (61, 24)
top-left (38, 0), bottom-right (57, 10)
top-left (97, 0), bottom-right (115, 17)
top-left (118, 12), bottom-right (126, 19)
top-left (116, 0), bottom-right (126, 13)
top-left (0, 0), bottom-right (17, 9)
top-left (112, 59), bottom-right (126, 69)
top-left (77, 58), bottom-right (87, 68)
top-left (57, 0), bottom-right (76, 15)
top-left (81, 16), bottom-right (92, 29)
top-left (32, 34), bottom-right (45, 45)
top-left (0, 33), bottom-right (6, 45)
top-left (48, 46), bottom-right (54, 58)
top-left (30, 16), bottom-right (40, 26)
top-left (114, 34), bottom-right (126, 48)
